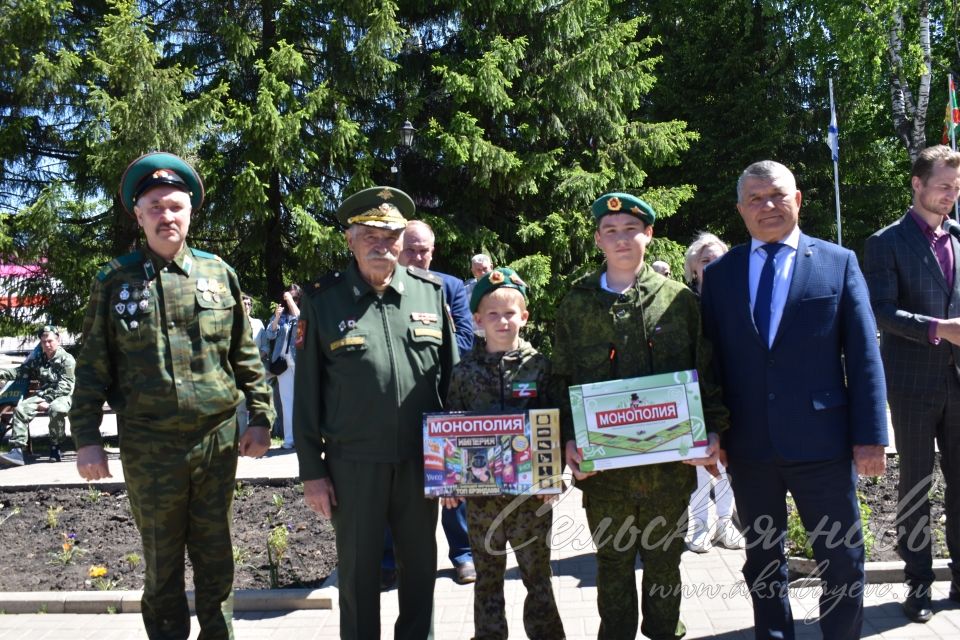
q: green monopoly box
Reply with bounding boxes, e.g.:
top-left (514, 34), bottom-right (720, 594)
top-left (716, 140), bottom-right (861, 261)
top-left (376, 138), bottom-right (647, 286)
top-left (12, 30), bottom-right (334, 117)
top-left (569, 370), bottom-right (709, 473)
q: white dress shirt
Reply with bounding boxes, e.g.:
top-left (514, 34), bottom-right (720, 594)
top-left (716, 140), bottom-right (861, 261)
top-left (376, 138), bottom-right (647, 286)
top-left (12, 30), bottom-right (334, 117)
top-left (748, 225), bottom-right (801, 346)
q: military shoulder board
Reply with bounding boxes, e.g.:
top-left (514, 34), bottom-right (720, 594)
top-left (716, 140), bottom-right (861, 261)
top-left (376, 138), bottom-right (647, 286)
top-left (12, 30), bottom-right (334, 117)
top-left (96, 250), bottom-right (142, 282)
top-left (406, 266), bottom-right (442, 286)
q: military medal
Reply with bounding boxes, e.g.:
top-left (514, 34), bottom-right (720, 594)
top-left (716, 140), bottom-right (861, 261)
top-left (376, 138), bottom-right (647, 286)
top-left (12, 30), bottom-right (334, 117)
top-left (126, 302), bottom-right (138, 315)
top-left (115, 303), bottom-right (126, 315)
top-left (347, 319), bottom-right (357, 329)
top-left (138, 299), bottom-right (149, 311)
top-left (196, 278), bottom-right (208, 292)
top-left (213, 293), bottom-right (221, 303)
top-left (338, 320), bottom-right (346, 333)
top-left (203, 290), bottom-right (213, 302)
top-left (129, 320), bottom-right (139, 328)
top-left (119, 284), bottom-right (130, 301)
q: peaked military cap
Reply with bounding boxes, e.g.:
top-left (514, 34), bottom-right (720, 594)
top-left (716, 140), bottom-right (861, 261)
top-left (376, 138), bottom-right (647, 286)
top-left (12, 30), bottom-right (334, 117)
top-left (470, 266), bottom-right (528, 313)
top-left (119, 152), bottom-right (204, 215)
top-left (38, 324), bottom-right (59, 337)
top-left (336, 186), bottom-right (414, 230)
top-left (591, 192), bottom-right (656, 226)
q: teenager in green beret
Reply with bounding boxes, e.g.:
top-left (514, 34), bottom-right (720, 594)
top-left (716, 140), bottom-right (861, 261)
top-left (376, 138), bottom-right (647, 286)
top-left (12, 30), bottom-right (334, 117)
top-left (552, 192), bottom-right (729, 640)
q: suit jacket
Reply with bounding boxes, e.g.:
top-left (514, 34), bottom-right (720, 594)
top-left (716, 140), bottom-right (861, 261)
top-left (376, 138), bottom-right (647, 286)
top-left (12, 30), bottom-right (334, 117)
top-left (435, 271), bottom-right (475, 358)
top-left (863, 213), bottom-right (960, 396)
top-left (701, 232), bottom-right (888, 462)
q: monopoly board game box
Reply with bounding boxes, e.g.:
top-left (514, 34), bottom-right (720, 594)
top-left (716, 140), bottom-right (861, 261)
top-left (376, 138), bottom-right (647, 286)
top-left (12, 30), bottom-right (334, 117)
top-left (569, 370), bottom-right (709, 473)
top-left (423, 409), bottom-right (563, 497)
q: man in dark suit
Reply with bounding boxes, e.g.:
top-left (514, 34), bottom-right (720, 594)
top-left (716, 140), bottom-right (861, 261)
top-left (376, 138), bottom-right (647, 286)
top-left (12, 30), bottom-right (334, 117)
top-left (863, 145), bottom-right (960, 623)
top-left (392, 219), bottom-right (477, 585)
top-left (701, 160), bottom-right (888, 640)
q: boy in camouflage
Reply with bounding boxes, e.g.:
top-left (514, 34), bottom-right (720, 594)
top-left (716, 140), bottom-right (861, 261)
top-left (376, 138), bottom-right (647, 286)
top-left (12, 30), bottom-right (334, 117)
top-left (553, 193), bottom-right (728, 640)
top-left (444, 267), bottom-right (565, 640)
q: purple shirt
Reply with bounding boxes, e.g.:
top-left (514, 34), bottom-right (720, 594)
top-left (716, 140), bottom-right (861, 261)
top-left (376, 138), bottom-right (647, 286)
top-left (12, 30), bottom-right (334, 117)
top-left (909, 208), bottom-right (954, 343)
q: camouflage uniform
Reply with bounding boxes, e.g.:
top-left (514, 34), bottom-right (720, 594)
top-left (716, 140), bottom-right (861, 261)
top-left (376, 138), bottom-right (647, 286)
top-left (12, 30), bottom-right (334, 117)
top-left (0, 345), bottom-right (75, 448)
top-left (447, 339), bottom-right (565, 640)
top-left (551, 265), bottom-right (728, 640)
top-left (70, 244), bottom-right (274, 640)
top-left (294, 260), bottom-right (458, 640)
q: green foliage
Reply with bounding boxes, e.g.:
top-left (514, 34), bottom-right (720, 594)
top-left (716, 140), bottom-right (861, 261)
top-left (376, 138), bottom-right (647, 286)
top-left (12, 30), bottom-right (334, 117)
top-left (266, 524), bottom-right (289, 589)
top-left (45, 506), bottom-right (63, 529)
top-left (786, 492), bottom-right (875, 560)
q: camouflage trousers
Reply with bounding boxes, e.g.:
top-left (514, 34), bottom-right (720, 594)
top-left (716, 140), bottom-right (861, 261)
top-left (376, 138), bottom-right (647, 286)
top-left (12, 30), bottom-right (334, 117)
top-left (9, 394), bottom-right (70, 448)
top-left (466, 495), bottom-right (565, 640)
top-left (120, 416), bottom-right (239, 640)
top-left (584, 491), bottom-right (689, 640)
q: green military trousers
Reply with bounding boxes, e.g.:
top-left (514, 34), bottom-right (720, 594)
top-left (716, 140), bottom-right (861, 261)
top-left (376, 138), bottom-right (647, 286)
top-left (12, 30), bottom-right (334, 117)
top-left (9, 395), bottom-right (71, 448)
top-left (120, 416), bottom-right (239, 640)
top-left (327, 457), bottom-right (439, 640)
top-left (584, 491), bottom-right (689, 640)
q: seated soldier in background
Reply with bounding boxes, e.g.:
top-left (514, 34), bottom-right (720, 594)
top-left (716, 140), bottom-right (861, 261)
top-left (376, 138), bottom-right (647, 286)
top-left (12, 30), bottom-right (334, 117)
top-left (0, 325), bottom-right (75, 466)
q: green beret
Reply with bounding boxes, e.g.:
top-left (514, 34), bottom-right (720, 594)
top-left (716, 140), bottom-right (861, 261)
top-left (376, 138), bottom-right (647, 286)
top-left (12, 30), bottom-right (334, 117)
top-left (336, 186), bottom-right (415, 230)
top-left (470, 267), bottom-right (528, 313)
top-left (38, 325), bottom-right (59, 337)
top-left (591, 192), bottom-right (656, 225)
top-left (119, 152), bottom-right (204, 215)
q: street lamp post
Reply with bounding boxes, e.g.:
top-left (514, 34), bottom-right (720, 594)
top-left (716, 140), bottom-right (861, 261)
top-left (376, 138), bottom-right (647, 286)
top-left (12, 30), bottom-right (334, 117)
top-left (392, 119), bottom-right (416, 187)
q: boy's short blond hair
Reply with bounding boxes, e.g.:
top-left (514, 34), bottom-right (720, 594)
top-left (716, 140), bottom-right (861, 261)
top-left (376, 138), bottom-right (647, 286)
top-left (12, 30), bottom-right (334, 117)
top-left (475, 286), bottom-right (527, 313)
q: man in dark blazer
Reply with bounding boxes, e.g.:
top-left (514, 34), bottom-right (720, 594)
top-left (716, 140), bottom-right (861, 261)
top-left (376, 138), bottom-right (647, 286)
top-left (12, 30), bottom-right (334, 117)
top-left (863, 145), bottom-right (960, 623)
top-left (701, 160), bottom-right (888, 640)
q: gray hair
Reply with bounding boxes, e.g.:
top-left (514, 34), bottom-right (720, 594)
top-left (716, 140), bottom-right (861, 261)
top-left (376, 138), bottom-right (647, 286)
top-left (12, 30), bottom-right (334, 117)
top-left (683, 232), bottom-right (729, 285)
top-left (471, 253), bottom-right (492, 267)
top-left (736, 161), bottom-right (796, 202)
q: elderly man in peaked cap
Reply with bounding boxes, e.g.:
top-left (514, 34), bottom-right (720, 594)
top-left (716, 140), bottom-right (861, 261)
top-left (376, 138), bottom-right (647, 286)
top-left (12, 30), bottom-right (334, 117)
top-left (294, 186), bottom-right (459, 640)
top-left (70, 151), bottom-right (275, 640)
top-left (0, 325), bottom-right (75, 466)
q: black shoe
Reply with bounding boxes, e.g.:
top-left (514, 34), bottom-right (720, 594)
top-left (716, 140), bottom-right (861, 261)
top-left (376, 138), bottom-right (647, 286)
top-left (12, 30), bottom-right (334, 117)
top-left (380, 568), bottom-right (397, 591)
top-left (949, 582), bottom-right (960, 604)
top-left (903, 590), bottom-right (933, 623)
top-left (48, 444), bottom-right (61, 462)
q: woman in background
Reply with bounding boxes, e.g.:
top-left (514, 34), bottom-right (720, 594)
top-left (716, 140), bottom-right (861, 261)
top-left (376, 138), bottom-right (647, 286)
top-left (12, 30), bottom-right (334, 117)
top-left (683, 232), bottom-right (743, 552)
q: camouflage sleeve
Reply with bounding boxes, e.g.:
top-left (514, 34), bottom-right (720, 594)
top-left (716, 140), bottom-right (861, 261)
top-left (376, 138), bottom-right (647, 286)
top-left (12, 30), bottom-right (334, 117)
top-left (293, 291), bottom-right (328, 480)
top-left (549, 295), bottom-right (576, 444)
top-left (689, 294), bottom-right (729, 435)
top-left (45, 354), bottom-right (75, 401)
top-left (227, 270), bottom-right (275, 429)
top-left (445, 364), bottom-right (469, 412)
top-left (0, 366), bottom-right (19, 382)
top-left (438, 292), bottom-right (460, 403)
top-left (69, 278), bottom-right (113, 449)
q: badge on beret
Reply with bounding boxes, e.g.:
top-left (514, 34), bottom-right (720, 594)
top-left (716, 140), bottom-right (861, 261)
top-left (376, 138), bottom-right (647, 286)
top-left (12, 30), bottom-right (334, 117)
top-left (606, 197), bottom-right (622, 211)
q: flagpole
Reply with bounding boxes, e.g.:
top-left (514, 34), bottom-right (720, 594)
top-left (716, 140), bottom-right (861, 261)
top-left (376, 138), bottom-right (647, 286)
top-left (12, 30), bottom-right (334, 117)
top-left (829, 78), bottom-right (842, 246)
top-left (951, 73), bottom-right (959, 221)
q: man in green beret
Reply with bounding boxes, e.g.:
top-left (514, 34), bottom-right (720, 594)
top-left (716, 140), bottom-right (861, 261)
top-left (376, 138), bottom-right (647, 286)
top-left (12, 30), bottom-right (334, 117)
top-left (70, 152), bottom-right (275, 640)
top-left (0, 325), bottom-right (75, 466)
top-left (551, 192), bottom-right (729, 639)
top-left (294, 186), bottom-right (459, 640)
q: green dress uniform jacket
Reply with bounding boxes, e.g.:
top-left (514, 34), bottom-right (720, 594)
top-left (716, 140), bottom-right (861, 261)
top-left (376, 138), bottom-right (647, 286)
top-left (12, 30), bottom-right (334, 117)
top-left (293, 260), bottom-right (459, 479)
top-left (69, 244), bottom-right (275, 640)
top-left (551, 264), bottom-right (728, 640)
top-left (70, 245), bottom-right (274, 445)
top-left (293, 259), bottom-right (458, 640)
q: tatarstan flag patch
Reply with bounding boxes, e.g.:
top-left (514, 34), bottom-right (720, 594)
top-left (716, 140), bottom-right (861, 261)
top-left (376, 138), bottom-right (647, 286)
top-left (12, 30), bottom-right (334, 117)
top-left (511, 381), bottom-right (537, 398)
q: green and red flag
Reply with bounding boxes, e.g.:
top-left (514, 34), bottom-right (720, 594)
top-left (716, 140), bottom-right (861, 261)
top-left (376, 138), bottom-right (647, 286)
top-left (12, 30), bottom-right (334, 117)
top-left (943, 75), bottom-right (959, 147)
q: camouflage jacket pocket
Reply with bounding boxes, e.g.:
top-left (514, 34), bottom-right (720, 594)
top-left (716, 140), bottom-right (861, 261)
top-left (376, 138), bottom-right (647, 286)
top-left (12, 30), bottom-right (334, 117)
top-left (196, 290), bottom-right (235, 341)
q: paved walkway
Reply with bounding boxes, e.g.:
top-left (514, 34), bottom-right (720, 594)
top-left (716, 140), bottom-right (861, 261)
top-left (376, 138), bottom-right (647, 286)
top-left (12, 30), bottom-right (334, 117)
top-left (2, 422), bottom-right (959, 638)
